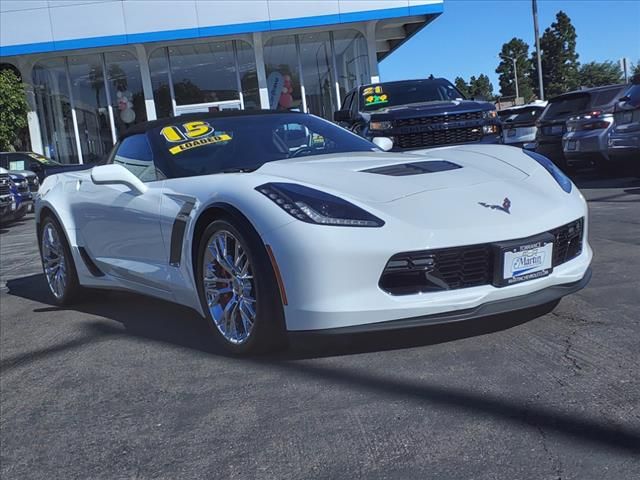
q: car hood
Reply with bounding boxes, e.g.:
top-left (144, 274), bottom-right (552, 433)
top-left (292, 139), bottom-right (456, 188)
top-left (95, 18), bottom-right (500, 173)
top-left (255, 149), bottom-right (529, 204)
top-left (368, 100), bottom-right (494, 120)
top-left (8, 169), bottom-right (37, 179)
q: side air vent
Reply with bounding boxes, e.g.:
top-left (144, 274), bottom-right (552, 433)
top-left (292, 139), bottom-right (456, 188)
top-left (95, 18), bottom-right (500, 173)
top-left (362, 161), bottom-right (462, 176)
top-left (78, 247), bottom-right (104, 277)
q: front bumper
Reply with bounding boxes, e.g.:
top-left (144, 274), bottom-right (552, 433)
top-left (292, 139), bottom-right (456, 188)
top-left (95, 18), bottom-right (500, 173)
top-left (263, 187), bottom-right (592, 332)
top-left (303, 268), bottom-right (591, 334)
top-left (563, 129), bottom-right (609, 162)
top-left (535, 140), bottom-right (565, 164)
top-left (608, 131), bottom-right (640, 159)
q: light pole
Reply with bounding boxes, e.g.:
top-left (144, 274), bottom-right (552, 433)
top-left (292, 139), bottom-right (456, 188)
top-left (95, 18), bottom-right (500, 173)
top-left (532, 0), bottom-right (544, 100)
top-left (500, 54), bottom-right (520, 102)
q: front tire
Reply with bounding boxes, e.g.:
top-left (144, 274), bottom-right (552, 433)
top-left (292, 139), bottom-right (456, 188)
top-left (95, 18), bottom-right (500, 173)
top-left (196, 218), bottom-right (286, 355)
top-left (39, 216), bottom-right (81, 306)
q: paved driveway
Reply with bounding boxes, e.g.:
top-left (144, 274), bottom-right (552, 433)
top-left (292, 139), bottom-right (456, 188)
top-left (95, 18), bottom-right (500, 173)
top-left (1, 173), bottom-right (639, 479)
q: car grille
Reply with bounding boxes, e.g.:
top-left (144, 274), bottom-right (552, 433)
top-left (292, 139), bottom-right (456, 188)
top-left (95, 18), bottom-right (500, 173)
top-left (394, 111), bottom-right (484, 127)
top-left (550, 218), bottom-right (584, 266)
top-left (0, 175), bottom-right (10, 196)
top-left (395, 127), bottom-right (484, 149)
top-left (379, 218), bottom-right (585, 295)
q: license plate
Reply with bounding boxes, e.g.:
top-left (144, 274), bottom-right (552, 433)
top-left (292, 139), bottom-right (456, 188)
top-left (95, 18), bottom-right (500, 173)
top-left (567, 140), bottom-right (577, 151)
top-left (494, 234), bottom-right (554, 286)
top-left (551, 125), bottom-right (564, 135)
top-left (507, 128), bottom-right (516, 137)
top-left (622, 112), bottom-right (633, 124)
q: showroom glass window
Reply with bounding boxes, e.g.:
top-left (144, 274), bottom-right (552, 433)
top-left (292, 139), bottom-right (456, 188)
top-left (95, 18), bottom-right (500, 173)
top-left (67, 54), bottom-right (113, 163)
top-left (168, 41), bottom-right (237, 105)
top-left (235, 41), bottom-right (260, 110)
top-left (149, 40), bottom-right (258, 113)
top-left (32, 58), bottom-right (79, 164)
top-left (104, 51), bottom-right (148, 137)
top-left (149, 48), bottom-right (173, 118)
top-left (299, 32), bottom-right (335, 119)
top-left (333, 30), bottom-right (370, 104)
top-left (264, 35), bottom-right (304, 112)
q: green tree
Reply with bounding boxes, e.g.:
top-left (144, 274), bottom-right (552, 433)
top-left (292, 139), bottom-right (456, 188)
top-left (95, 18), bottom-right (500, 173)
top-left (0, 68), bottom-right (28, 151)
top-left (531, 11), bottom-right (580, 98)
top-left (578, 61), bottom-right (623, 88)
top-left (632, 61), bottom-right (640, 83)
top-left (496, 38), bottom-right (534, 102)
top-left (454, 76), bottom-right (470, 97)
top-left (468, 74), bottom-right (494, 101)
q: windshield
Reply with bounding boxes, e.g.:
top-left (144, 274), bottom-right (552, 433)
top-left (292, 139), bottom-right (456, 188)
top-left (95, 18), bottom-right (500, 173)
top-left (541, 94), bottom-right (590, 120)
top-left (361, 80), bottom-right (465, 111)
top-left (26, 152), bottom-right (61, 166)
top-left (503, 107), bottom-right (544, 125)
top-left (0, 152), bottom-right (61, 170)
top-left (151, 113), bottom-right (379, 178)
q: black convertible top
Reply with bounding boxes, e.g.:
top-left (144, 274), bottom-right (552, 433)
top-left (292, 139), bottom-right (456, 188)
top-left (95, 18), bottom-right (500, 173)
top-left (120, 109), bottom-right (303, 140)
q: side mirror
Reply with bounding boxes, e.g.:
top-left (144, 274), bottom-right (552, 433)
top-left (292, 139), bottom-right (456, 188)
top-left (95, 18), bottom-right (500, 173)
top-left (91, 164), bottom-right (148, 195)
top-left (372, 137), bottom-right (394, 152)
top-left (333, 110), bottom-right (351, 122)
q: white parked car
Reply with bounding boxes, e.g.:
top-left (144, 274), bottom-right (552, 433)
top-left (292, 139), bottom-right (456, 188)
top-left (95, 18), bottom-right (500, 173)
top-left (36, 111), bottom-right (592, 354)
top-left (500, 101), bottom-right (547, 146)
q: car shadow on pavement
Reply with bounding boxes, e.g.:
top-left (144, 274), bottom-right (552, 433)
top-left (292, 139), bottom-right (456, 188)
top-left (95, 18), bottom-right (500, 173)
top-left (4, 273), bottom-right (640, 456)
top-left (0, 220), bottom-right (28, 234)
top-left (6, 273), bottom-right (553, 362)
top-left (571, 171), bottom-right (640, 190)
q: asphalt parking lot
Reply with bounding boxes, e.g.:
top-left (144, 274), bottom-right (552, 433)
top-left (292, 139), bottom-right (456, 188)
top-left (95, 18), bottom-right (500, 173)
top-left (1, 172), bottom-right (639, 480)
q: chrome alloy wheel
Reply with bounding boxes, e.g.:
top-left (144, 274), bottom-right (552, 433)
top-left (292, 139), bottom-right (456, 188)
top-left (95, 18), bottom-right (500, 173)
top-left (203, 230), bottom-right (257, 345)
top-left (41, 222), bottom-right (67, 299)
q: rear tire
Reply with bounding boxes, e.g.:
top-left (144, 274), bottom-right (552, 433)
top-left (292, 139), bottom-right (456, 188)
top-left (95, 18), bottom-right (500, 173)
top-left (196, 218), bottom-right (287, 355)
top-left (39, 215), bottom-right (81, 306)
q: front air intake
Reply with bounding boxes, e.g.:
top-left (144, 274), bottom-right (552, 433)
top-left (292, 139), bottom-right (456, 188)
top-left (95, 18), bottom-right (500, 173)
top-left (362, 160), bottom-right (461, 176)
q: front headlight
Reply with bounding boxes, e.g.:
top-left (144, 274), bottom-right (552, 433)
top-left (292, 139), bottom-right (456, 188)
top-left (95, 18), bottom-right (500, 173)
top-left (483, 110), bottom-right (498, 119)
top-left (256, 183), bottom-right (385, 227)
top-left (523, 149), bottom-right (572, 193)
top-left (369, 121), bottom-right (392, 131)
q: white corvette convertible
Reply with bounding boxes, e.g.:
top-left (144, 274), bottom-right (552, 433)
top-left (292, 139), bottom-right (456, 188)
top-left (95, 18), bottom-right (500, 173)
top-left (36, 111), bottom-right (592, 353)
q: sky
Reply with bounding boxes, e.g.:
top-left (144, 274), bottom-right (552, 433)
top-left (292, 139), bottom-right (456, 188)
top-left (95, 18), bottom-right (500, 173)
top-left (380, 0), bottom-right (640, 94)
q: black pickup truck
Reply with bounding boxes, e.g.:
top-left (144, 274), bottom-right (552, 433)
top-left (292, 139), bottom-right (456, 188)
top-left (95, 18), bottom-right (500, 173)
top-left (334, 78), bottom-right (501, 151)
top-left (0, 151), bottom-right (92, 183)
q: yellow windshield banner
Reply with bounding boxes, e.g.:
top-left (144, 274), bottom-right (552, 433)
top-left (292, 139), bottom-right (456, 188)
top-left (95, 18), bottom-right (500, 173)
top-left (363, 85), bottom-right (388, 106)
top-left (169, 134), bottom-right (232, 155)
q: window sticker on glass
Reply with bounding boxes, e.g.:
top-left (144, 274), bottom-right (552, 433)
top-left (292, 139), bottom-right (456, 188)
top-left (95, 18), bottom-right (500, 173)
top-left (363, 86), bottom-right (388, 107)
top-left (168, 133), bottom-right (232, 155)
top-left (311, 133), bottom-right (326, 147)
top-left (160, 120), bottom-right (233, 155)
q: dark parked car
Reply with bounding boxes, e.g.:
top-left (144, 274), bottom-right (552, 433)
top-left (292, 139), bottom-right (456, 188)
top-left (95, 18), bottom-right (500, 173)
top-left (0, 168), bottom-right (16, 223)
top-left (8, 172), bottom-right (33, 221)
top-left (535, 84), bottom-right (627, 169)
top-left (0, 151), bottom-right (91, 182)
top-left (608, 82), bottom-right (640, 167)
top-left (333, 78), bottom-right (501, 151)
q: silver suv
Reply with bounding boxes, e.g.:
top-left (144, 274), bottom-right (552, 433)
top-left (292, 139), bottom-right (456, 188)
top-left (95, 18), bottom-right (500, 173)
top-left (608, 82), bottom-right (640, 169)
top-left (561, 84), bottom-right (628, 171)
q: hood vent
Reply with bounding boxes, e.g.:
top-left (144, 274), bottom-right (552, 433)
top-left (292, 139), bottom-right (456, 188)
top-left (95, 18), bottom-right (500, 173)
top-left (362, 160), bottom-right (462, 177)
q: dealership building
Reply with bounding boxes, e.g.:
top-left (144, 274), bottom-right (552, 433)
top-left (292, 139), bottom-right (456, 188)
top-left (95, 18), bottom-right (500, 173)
top-left (0, 0), bottom-right (443, 164)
